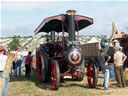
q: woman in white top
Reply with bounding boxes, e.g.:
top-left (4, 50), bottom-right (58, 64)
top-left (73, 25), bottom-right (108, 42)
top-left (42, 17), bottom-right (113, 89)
top-left (0, 45), bottom-right (9, 96)
top-left (14, 47), bottom-right (23, 77)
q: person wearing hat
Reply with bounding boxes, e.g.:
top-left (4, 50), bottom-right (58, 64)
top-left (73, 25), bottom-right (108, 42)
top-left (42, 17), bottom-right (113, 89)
top-left (113, 39), bottom-right (120, 47)
top-left (113, 46), bottom-right (127, 88)
top-left (100, 35), bottom-right (109, 51)
top-left (0, 45), bottom-right (9, 96)
top-left (95, 49), bottom-right (111, 90)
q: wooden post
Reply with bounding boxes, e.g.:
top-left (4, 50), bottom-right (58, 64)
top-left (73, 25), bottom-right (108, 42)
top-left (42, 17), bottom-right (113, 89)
top-left (0, 53), bottom-right (15, 96)
top-left (112, 22), bottom-right (117, 35)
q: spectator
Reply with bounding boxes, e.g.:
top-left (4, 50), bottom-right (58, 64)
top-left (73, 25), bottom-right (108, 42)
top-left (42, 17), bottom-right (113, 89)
top-left (119, 47), bottom-right (123, 52)
top-left (25, 51), bottom-right (33, 78)
top-left (0, 45), bottom-right (9, 96)
top-left (14, 47), bottom-right (23, 77)
top-left (124, 51), bottom-right (128, 69)
top-left (100, 35), bottom-right (109, 51)
top-left (113, 46), bottom-right (127, 88)
top-left (95, 49), bottom-right (111, 90)
top-left (113, 39), bottom-right (120, 48)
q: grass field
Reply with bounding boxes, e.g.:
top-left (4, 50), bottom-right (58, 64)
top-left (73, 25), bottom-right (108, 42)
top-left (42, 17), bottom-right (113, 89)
top-left (26, 38), bottom-right (40, 52)
top-left (7, 68), bottom-right (128, 96)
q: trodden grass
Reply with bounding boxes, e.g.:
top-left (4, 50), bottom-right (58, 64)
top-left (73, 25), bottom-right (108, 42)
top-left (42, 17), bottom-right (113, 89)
top-left (27, 38), bottom-right (41, 52)
top-left (7, 69), bottom-right (128, 96)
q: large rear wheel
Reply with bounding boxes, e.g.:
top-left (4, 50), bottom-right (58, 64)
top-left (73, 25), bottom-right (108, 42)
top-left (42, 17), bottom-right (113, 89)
top-left (36, 48), bottom-right (49, 83)
top-left (87, 60), bottom-right (98, 88)
top-left (40, 48), bottom-right (49, 83)
top-left (51, 60), bottom-right (60, 90)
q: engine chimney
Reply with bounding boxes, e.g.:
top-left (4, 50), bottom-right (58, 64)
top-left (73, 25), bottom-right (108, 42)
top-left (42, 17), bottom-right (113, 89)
top-left (66, 10), bottom-right (76, 41)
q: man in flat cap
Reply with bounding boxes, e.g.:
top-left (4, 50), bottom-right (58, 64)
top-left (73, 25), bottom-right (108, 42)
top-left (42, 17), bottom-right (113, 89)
top-left (0, 45), bottom-right (9, 96)
top-left (113, 46), bottom-right (127, 88)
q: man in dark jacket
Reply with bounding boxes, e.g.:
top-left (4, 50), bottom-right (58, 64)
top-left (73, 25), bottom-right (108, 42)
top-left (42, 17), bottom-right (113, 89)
top-left (96, 49), bottom-right (111, 90)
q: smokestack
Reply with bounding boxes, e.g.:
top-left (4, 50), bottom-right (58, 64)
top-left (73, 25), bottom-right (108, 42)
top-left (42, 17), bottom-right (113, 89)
top-left (66, 10), bottom-right (76, 41)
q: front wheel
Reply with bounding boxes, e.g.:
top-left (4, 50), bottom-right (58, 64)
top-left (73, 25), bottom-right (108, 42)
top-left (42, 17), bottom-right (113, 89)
top-left (51, 60), bottom-right (60, 90)
top-left (87, 60), bottom-right (98, 88)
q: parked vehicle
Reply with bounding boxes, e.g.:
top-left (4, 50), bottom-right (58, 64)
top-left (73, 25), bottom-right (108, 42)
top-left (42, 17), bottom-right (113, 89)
top-left (34, 10), bottom-right (98, 90)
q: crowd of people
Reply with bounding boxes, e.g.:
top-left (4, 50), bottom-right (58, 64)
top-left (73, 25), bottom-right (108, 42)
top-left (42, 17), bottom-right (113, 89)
top-left (0, 36), bottom-right (128, 95)
top-left (96, 36), bottom-right (128, 90)
top-left (11, 47), bottom-right (33, 78)
top-left (0, 45), bottom-right (33, 96)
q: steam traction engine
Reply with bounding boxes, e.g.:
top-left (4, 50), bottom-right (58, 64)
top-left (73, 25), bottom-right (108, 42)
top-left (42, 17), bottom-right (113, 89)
top-left (35, 10), bottom-right (98, 90)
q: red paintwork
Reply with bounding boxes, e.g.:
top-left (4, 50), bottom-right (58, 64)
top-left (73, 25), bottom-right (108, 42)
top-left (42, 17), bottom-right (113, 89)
top-left (45, 15), bottom-right (64, 23)
top-left (44, 14), bottom-right (93, 23)
top-left (75, 15), bottom-right (93, 23)
top-left (60, 73), bottom-right (86, 77)
top-left (37, 50), bottom-right (41, 82)
top-left (68, 51), bottom-right (81, 64)
top-left (51, 62), bottom-right (56, 89)
top-left (87, 61), bottom-right (94, 87)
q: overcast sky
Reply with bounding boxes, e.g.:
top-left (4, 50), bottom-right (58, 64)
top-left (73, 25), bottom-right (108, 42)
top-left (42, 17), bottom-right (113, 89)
top-left (1, 1), bottom-right (128, 37)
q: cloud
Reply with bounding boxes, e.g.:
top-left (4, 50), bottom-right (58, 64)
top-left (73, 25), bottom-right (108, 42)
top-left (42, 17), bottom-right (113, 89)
top-left (1, 24), bottom-right (35, 37)
top-left (1, 1), bottom-right (47, 11)
top-left (1, 1), bottom-right (128, 37)
top-left (122, 19), bottom-right (128, 23)
top-left (118, 19), bottom-right (128, 33)
top-left (106, 10), bottom-right (120, 19)
top-left (79, 21), bottom-right (112, 36)
top-left (1, 1), bottom-right (65, 11)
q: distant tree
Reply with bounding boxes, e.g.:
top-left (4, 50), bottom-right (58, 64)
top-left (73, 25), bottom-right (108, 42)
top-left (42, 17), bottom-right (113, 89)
top-left (17, 35), bottom-right (21, 38)
top-left (8, 36), bottom-right (21, 51)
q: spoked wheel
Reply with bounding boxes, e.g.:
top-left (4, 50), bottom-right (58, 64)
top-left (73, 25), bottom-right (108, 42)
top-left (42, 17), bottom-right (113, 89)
top-left (36, 50), bottom-right (41, 82)
top-left (87, 60), bottom-right (98, 88)
top-left (51, 60), bottom-right (60, 90)
top-left (36, 47), bottom-right (50, 83)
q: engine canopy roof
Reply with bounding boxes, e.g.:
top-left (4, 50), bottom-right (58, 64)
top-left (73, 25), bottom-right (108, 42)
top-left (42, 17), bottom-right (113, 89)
top-left (34, 14), bottom-right (93, 34)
